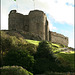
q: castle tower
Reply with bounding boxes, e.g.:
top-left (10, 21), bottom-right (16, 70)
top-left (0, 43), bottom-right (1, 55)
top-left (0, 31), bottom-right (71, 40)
top-left (9, 10), bottom-right (25, 31)
top-left (29, 10), bottom-right (47, 40)
top-left (8, 10), bottom-right (17, 30)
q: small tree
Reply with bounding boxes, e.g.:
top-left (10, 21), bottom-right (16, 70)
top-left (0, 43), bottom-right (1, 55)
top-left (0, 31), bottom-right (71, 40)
top-left (36, 41), bottom-right (53, 59)
top-left (33, 41), bottom-right (57, 74)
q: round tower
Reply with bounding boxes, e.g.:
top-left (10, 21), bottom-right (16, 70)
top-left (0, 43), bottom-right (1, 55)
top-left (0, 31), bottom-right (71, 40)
top-left (29, 10), bottom-right (47, 40)
top-left (9, 10), bottom-right (24, 31)
top-left (9, 10), bottom-right (17, 30)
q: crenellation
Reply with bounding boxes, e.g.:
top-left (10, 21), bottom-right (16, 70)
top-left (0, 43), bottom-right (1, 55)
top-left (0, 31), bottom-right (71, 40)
top-left (51, 31), bottom-right (68, 39)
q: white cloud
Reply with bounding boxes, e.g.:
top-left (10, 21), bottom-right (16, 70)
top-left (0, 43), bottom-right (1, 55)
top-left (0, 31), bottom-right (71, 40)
top-left (47, 18), bottom-right (57, 31)
top-left (48, 21), bottom-right (54, 31)
top-left (34, 0), bottom-right (74, 25)
top-left (68, 38), bottom-right (74, 48)
top-left (1, 13), bottom-right (8, 30)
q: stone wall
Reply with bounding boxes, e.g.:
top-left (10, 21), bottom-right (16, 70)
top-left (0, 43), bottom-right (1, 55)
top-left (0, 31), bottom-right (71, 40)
top-left (49, 31), bottom-right (68, 46)
top-left (24, 15), bottom-right (29, 32)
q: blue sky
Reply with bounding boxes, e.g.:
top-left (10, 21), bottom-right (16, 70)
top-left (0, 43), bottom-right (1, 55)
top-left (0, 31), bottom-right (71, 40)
top-left (1, 0), bottom-right (74, 48)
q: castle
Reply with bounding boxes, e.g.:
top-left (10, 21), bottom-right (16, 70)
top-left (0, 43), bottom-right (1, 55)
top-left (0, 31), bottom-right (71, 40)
top-left (8, 10), bottom-right (68, 46)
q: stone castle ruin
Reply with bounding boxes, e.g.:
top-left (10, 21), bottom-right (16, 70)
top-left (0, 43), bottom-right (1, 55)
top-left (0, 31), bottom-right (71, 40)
top-left (9, 10), bottom-right (68, 46)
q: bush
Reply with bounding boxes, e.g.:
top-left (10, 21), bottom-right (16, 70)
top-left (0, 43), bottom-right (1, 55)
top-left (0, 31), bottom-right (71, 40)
top-left (33, 58), bottom-right (62, 74)
top-left (33, 58), bottom-right (51, 74)
top-left (3, 49), bottom-right (35, 72)
top-left (33, 41), bottom-right (58, 74)
top-left (0, 66), bottom-right (33, 75)
top-left (1, 37), bottom-right (12, 52)
top-left (23, 44), bottom-right (37, 55)
top-left (36, 41), bottom-right (53, 58)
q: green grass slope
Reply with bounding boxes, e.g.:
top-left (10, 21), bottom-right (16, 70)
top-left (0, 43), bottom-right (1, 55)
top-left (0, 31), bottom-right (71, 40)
top-left (56, 53), bottom-right (75, 69)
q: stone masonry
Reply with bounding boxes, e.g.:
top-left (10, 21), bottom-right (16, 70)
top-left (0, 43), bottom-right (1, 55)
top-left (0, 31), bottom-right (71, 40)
top-left (49, 31), bottom-right (68, 46)
top-left (8, 10), bottom-right (68, 46)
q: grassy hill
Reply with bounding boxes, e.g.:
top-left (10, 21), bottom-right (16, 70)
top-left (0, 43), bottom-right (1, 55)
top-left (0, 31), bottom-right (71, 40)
top-left (26, 39), bottom-right (75, 70)
top-left (0, 30), bottom-right (75, 74)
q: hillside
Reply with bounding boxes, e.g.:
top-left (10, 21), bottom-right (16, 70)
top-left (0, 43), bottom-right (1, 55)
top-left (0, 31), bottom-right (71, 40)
top-left (0, 30), bottom-right (75, 75)
top-left (1, 30), bottom-right (41, 40)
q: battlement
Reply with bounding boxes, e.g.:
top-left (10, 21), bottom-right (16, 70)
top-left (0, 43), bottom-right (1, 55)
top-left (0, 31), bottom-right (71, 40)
top-left (8, 10), bottom-right (68, 46)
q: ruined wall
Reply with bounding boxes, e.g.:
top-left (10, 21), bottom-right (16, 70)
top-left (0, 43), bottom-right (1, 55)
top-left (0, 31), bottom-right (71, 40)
top-left (8, 10), bottom-right (68, 46)
top-left (49, 31), bottom-right (68, 46)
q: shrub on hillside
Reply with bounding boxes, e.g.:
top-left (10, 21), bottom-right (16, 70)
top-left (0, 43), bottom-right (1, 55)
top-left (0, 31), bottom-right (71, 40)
top-left (36, 41), bottom-right (54, 59)
top-left (0, 66), bottom-right (33, 75)
top-left (18, 44), bottom-right (37, 55)
top-left (25, 44), bottom-right (37, 55)
top-left (1, 36), bottom-right (12, 52)
top-left (1, 31), bottom-right (27, 52)
top-left (3, 49), bottom-right (35, 72)
top-left (33, 41), bottom-right (59, 74)
top-left (1, 31), bottom-right (37, 56)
